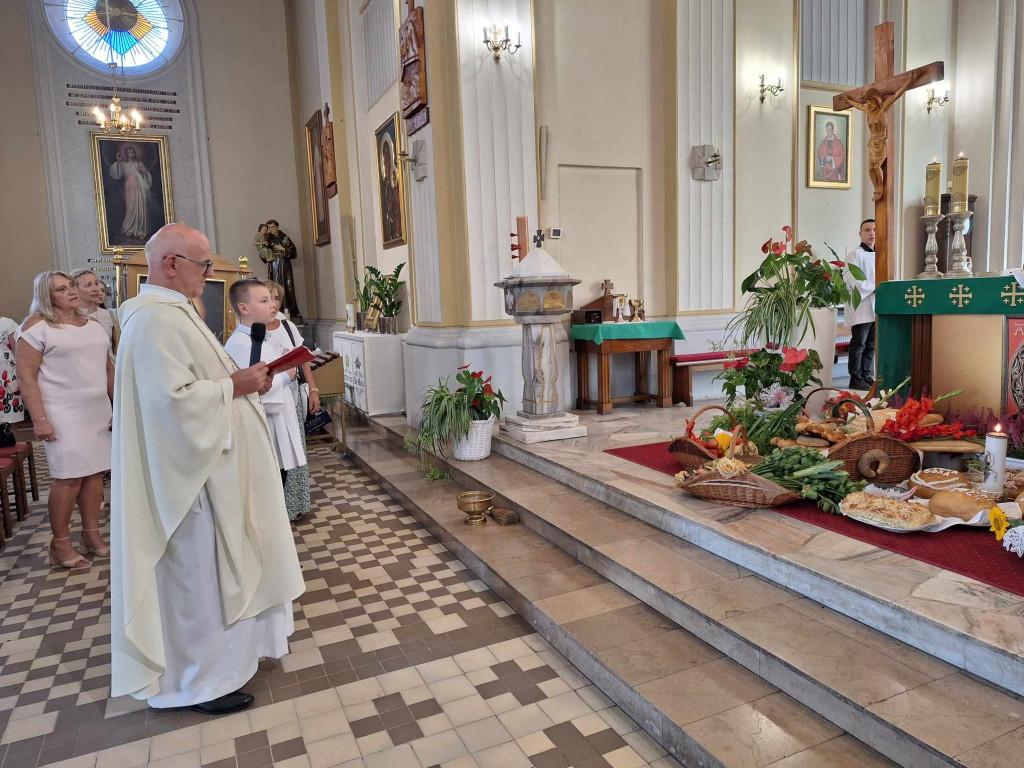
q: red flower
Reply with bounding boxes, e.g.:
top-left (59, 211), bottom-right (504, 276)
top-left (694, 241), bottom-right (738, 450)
top-left (782, 225), bottom-right (794, 243)
top-left (484, 376), bottom-right (492, 384)
top-left (824, 273), bottom-right (832, 282)
top-left (472, 398), bottom-right (481, 406)
top-left (484, 384), bottom-right (494, 396)
top-left (457, 364), bottom-right (470, 370)
top-left (723, 359), bottom-right (747, 370)
top-left (472, 371), bottom-right (483, 379)
top-left (761, 238), bottom-right (773, 254)
top-left (771, 241), bottom-right (786, 255)
top-left (779, 347), bottom-right (808, 372)
top-left (829, 260), bottom-right (846, 268)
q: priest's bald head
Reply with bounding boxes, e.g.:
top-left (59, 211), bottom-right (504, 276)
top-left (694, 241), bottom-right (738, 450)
top-left (145, 223), bottom-right (214, 299)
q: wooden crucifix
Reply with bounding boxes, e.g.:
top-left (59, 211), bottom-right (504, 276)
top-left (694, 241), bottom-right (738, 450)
top-left (833, 23), bottom-right (943, 284)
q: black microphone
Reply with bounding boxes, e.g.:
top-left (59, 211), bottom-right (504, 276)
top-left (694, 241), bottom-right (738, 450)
top-left (249, 323), bottom-right (266, 367)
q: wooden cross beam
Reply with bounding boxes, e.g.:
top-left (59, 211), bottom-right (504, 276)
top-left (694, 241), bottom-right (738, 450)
top-left (833, 23), bottom-right (943, 284)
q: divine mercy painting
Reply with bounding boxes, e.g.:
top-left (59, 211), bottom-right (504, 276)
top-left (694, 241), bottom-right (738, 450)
top-left (90, 133), bottom-right (174, 253)
top-left (808, 105), bottom-right (853, 189)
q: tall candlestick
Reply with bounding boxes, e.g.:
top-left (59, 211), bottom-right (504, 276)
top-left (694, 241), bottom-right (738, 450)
top-left (924, 161), bottom-right (941, 216)
top-left (982, 424), bottom-right (1008, 495)
top-left (951, 153), bottom-right (969, 213)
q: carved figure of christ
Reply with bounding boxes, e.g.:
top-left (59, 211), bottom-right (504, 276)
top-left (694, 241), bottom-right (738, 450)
top-left (833, 22), bottom-right (943, 284)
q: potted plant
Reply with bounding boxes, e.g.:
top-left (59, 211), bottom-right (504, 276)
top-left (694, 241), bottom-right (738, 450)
top-left (353, 267), bottom-right (375, 331)
top-left (407, 364), bottom-right (507, 467)
top-left (367, 263), bottom-right (405, 334)
top-left (730, 226), bottom-right (865, 413)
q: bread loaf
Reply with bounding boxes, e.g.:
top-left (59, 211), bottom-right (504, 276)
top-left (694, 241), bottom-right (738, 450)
top-left (929, 489), bottom-right (995, 521)
top-left (842, 492), bottom-right (934, 529)
top-left (908, 468), bottom-right (970, 499)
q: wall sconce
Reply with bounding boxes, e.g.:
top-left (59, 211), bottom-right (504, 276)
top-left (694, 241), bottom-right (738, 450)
top-left (758, 74), bottom-right (784, 103)
top-left (482, 23), bottom-right (521, 63)
top-left (925, 87), bottom-right (950, 114)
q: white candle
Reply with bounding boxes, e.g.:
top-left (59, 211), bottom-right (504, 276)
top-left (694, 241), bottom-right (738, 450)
top-left (982, 424), bottom-right (1008, 495)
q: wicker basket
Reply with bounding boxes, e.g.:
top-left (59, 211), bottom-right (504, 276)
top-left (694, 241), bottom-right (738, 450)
top-left (669, 405), bottom-right (736, 470)
top-left (452, 418), bottom-right (495, 461)
top-left (675, 425), bottom-right (800, 509)
top-left (810, 390), bottom-right (920, 484)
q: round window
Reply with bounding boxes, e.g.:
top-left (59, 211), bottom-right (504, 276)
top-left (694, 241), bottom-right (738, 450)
top-left (45, 0), bottom-right (185, 76)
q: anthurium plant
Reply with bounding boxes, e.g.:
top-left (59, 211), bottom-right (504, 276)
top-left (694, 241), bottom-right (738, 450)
top-left (455, 365), bottom-right (507, 421)
top-left (716, 347), bottom-right (822, 406)
top-left (730, 226), bottom-right (866, 349)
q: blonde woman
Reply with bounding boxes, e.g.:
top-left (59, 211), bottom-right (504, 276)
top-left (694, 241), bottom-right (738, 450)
top-left (265, 280), bottom-right (316, 519)
top-left (71, 268), bottom-right (119, 354)
top-left (16, 271), bottom-right (114, 568)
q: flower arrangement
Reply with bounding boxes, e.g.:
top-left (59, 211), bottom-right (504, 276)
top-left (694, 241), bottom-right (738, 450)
top-left (729, 226), bottom-right (866, 350)
top-left (879, 390), bottom-right (977, 442)
top-left (455, 364), bottom-right (507, 422)
top-left (716, 347), bottom-right (822, 405)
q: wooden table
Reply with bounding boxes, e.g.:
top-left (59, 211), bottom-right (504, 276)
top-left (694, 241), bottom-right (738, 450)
top-left (574, 336), bottom-right (674, 414)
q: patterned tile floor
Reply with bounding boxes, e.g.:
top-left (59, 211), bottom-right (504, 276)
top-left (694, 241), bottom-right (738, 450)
top-left (0, 448), bottom-right (681, 768)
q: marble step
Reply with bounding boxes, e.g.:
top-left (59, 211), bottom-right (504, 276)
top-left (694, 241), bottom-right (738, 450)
top-left (468, 420), bottom-right (1024, 701)
top-left (344, 427), bottom-right (899, 768)
top-left (360, 419), bottom-right (1024, 768)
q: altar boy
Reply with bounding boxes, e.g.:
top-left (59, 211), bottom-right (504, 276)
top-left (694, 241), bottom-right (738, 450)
top-left (225, 280), bottom-right (305, 485)
top-left (844, 219), bottom-right (877, 390)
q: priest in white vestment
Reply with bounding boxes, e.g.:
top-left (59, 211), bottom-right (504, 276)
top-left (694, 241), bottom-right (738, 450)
top-left (110, 224), bottom-right (305, 715)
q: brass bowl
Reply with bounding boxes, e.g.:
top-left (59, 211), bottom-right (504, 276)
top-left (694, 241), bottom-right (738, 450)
top-left (457, 491), bottom-right (494, 525)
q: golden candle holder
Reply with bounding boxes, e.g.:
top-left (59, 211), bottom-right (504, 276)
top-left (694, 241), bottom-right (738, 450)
top-left (457, 491), bottom-right (494, 525)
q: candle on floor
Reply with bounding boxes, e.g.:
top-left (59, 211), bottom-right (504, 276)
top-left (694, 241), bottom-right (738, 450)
top-left (925, 160), bottom-right (941, 216)
top-left (951, 152), bottom-right (969, 213)
top-left (982, 423), bottom-right (1008, 495)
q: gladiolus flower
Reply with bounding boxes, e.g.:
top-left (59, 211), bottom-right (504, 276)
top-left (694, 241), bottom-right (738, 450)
top-left (761, 238), bottom-right (772, 254)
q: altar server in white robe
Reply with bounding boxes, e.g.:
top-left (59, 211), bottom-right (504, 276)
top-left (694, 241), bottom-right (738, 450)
top-left (110, 224), bottom-right (305, 715)
top-left (223, 280), bottom-right (305, 485)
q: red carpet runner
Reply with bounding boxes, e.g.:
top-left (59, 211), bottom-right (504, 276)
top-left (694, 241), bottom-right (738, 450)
top-left (605, 441), bottom-right (1024, 598)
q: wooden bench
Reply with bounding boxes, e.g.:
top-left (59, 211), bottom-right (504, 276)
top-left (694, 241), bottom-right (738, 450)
top-left (671, 336), bottom-right (854, 406)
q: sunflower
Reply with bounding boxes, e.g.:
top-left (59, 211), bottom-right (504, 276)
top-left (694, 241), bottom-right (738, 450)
top-left (988, 507), bottom-right (1010, 541)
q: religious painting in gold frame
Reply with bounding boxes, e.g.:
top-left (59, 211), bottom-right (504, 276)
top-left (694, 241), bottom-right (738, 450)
top-left (807, 105), bottom-right (853, 189)
top-left (90, 132), bottom-right (174, 254)
top-left (305, 110), bottom-right (331, 245)
top-left (374, 113), bottom-right (407, 249)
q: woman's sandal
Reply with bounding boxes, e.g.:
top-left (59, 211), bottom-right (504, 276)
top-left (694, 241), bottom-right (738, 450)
top-left (49, 537), bottom-right (89, 569)
top-left (80, 529), bottom-right (110, 558)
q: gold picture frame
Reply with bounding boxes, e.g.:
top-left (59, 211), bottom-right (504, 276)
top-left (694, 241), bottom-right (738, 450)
top-left (363, 305), bottom-right (381, 331)
top-left (305, 110), bottom-right (331, 245)
top-left (374, 112), bottom-right (407, 249)
top-left (90, 132), bottom-right (174, 254)
top-left (807, 105), bottom-right (854, 189)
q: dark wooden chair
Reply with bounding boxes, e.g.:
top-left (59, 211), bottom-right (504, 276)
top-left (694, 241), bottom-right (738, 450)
top-left (0, 457), bottom-right (24, 540)
top-left (0, 442), bottom-right (39, 505)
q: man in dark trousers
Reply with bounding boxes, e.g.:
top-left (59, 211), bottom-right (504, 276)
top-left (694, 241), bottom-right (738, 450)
top-left (843, 219), bottom-right (877, 390)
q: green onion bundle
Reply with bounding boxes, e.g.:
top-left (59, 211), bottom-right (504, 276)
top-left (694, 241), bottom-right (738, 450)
top-left (751, 446), bottom-right (863, 513)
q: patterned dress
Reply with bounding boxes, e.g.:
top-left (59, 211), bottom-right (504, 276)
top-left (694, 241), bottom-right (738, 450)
top-left (269, 317), bottom-right (310, 520)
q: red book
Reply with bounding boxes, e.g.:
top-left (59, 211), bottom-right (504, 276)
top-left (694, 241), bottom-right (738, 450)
top-left (267, 346), bottom-right (315, 376)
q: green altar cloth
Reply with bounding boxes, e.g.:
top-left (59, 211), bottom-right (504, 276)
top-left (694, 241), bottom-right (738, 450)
top-left (571, 321), bottom-right (686, 345)
top-left (876, 275), bottom-right (1022, 398)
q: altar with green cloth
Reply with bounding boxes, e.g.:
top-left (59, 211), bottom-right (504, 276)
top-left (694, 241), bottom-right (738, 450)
top-left (876, 275), bottom-right (1024, 414)
top-left (572, 321), bottom-right (686, 414)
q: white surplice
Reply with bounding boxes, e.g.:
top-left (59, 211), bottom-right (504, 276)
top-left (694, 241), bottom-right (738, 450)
top-left (110, 284), bottom-right (305, 705)
top-left (224, 324), bottom-right (305, 472)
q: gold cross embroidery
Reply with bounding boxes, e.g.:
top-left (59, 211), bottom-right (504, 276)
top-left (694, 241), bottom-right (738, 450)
top-left (1002, 282), bottom-right (1024, 307)
top-left (904, 286), bottom-right (925, 308)
top-left (949, 284), bottom-right (973, 309)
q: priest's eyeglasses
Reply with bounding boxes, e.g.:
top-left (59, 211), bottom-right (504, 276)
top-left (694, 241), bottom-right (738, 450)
top-left (172, 254), bottom-right (215, 275)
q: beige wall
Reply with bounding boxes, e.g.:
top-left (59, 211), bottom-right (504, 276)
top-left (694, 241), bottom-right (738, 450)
top-left (534, 0), bottom-right (674, 317)
top-left (1, 0), bottom-right (52, 321)
top-left (198, 0), bottom-right (309, 315)
top-left (735, 0), bottom-right (796, 298)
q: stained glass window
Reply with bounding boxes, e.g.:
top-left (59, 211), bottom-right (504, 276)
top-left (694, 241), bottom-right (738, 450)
top-left (45, 0), bottom-right (184, 75)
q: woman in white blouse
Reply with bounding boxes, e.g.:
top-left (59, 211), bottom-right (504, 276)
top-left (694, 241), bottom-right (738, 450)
top-left (70, 268), bottom-right (118, 355)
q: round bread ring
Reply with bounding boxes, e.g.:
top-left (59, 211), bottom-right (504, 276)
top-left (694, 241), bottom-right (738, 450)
top-left (858, 449), bottom-right (891, 479)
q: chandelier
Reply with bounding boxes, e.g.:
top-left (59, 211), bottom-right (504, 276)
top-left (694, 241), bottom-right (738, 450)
top-left (93, 61), bottom-right (142, 135)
